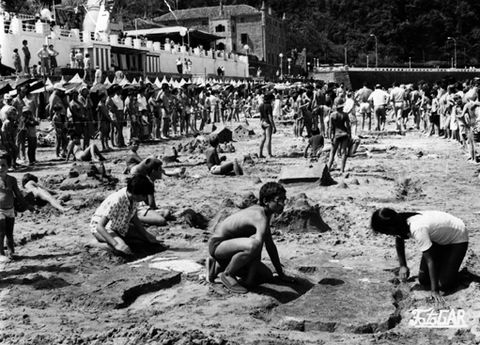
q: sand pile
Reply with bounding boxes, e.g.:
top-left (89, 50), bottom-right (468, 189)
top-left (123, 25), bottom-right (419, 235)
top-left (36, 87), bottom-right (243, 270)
top-left (272, 193), bottom-right (331, 233)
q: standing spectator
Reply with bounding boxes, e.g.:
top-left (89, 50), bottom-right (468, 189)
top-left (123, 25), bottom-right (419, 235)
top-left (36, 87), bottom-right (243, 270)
top-left (176, 57), bottom-right (183, 74)
top-left (112, 86), bottom-right (125, 147)
top-left (0, 94), bottom-right (18, 169)
top-left (51, 104), bottom-right (67, 158)
top-left (13, 49), bottom-right (22, 75)
top-left (22, 40), bottom-right (31, 75)
top-left (83, 53), bottom-right (91, 82)
top-left (37, 44), bottom-right (50, 76)
top-left (97, 92), bottom-right (111, 151)
top-left (94, 65), bottom-right (102, 85)
top-left (48, 44), bottom-right (58, 75)
top-left (12, 88), bottom-right (26, 162)
top-left (78, 86), bottom-right (93, 149)
top-left (368, 84), bottom-right (390, 131)
top-left (24, 107), bottom-right (39, 165)
top-left (273, 93), bottom-right (282, 120)
top-left (158, 84), bottom-right (171, 139)
top-left (258, 93), bottom-right (275, 158)
top-left (328, 98), bottom-right (351, 173)
top-left (69, 48), bottom-right (76, 68)
top-left (75, 50), bottom-right (84, 69)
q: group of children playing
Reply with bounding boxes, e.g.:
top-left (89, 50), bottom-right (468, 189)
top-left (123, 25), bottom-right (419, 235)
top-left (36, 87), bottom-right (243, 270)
top-left (0, 80), bottom-right (472, 304)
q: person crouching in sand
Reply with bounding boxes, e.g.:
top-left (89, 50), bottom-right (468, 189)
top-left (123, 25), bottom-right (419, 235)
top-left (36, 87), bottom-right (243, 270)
top-left (206, 182), bottom-right (294, 293)
top-left (90, 175), bottom-right (165, 256)
top-left (205, 134), bottom-right (243, 176)
top-left (371, 208), bottom-right (468, 303)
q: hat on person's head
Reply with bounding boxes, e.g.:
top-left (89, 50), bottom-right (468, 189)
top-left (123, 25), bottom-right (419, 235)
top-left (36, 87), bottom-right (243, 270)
top-left (375, 83), bottom-right (382, 89)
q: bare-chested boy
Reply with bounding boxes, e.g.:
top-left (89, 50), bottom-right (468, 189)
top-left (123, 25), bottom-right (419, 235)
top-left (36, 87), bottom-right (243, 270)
top-left (207, 182), bottom-right (294, 293)
top-left (0, 153), bottom-right (34, 261)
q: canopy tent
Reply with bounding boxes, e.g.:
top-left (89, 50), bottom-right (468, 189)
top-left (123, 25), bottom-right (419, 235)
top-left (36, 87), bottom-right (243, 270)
top-left (124, 26), bottom-right (224, 49)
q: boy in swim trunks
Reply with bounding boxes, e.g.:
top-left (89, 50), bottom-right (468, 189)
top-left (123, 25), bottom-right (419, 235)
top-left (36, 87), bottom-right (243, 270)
top-left (0, 153), bottom-right (34, 261)
top-left (207, 182), bottom-right (294, 293)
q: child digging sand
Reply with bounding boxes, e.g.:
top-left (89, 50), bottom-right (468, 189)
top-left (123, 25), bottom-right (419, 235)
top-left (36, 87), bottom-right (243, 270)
top-left (90, 175), bottom-right (165, 257)
top-left (0, 153), bottom-right (34, 261)
top-left (207, 182), bottom-right (294, 293)
top-left (371, 208), bottom-right (468, 303)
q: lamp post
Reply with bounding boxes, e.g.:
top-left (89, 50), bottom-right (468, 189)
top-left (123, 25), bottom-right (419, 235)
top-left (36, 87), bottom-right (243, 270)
top-left (447, 36), bottom-right (457, 69)
top-left (370, 33), bottom-right (378, 68)
top-left (409, 56), bottom-right (412, 69)
top-left (287, 57), bottom-right (292, 76)
top-left (279, 52), bottom-right (284, 79)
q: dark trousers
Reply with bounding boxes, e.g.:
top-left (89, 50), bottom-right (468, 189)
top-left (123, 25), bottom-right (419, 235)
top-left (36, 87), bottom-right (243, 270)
top-left (27, 136), bottom-right (37, 163)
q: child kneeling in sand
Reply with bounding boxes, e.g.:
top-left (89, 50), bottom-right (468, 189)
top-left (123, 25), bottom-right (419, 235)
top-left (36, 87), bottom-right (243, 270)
top-left (207, 182), bottom-right (294, 293)
top-left (90, 175), bottom-right (165, 256)
top-left (371, 208), bottom-right (468, 303)
top-left (205, 134), bottom-right (243, 176)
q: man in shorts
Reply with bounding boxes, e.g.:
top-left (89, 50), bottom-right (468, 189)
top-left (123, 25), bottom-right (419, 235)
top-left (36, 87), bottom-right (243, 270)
top-left (368, 84), bottom-right (389, 131)
top-left (328, 97), bottom-right (351, 173)
top-left (355, 82), bottom-right (373, 130)
top-left (390, 82), bottom-right (406, 131)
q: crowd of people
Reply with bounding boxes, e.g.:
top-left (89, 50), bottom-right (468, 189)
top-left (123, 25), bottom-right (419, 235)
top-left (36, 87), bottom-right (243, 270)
top-left (0, 73), bottom-right (475, 304)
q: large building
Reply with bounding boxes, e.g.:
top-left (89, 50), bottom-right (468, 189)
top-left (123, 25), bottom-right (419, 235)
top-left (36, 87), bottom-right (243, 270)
top-left (155, 2), bottom-right (286, 67)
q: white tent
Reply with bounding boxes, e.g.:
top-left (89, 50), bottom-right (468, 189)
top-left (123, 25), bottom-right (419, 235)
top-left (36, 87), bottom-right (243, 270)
top-left (119, 76), bottom-right (130, 86)
top-left (104, 77), bottom-right (112, 85)
top-left (154, 77), bottom-right (162, 89)
top-left (69, 73), bottom-right (84, 84)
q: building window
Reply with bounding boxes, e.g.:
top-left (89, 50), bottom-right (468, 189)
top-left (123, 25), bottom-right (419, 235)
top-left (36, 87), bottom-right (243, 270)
top-left (233, 43), bottom-right (237, 51)
top-left (215, 24), bottom-right (225, 32)
top-left (241, 33), bottom-right (248, 45)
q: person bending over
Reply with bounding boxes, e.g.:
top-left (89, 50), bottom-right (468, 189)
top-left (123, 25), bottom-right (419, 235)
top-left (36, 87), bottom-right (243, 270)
top-left (205, 134), bottom-right (243, 176)
top-left (304, 128), bottom-right (324, 161)
top-left (207, 182), bottom-right (294, 293)
top-left (371, 208), bottom-right (468, 303)
top-left (90, 175), bottom-right (165, 256)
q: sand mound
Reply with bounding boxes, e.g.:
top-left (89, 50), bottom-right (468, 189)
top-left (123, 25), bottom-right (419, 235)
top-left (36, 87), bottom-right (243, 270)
top-left (394, 177), bottom-right (423, 200)
top-left (272, 193), bottom-right (331, 233)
